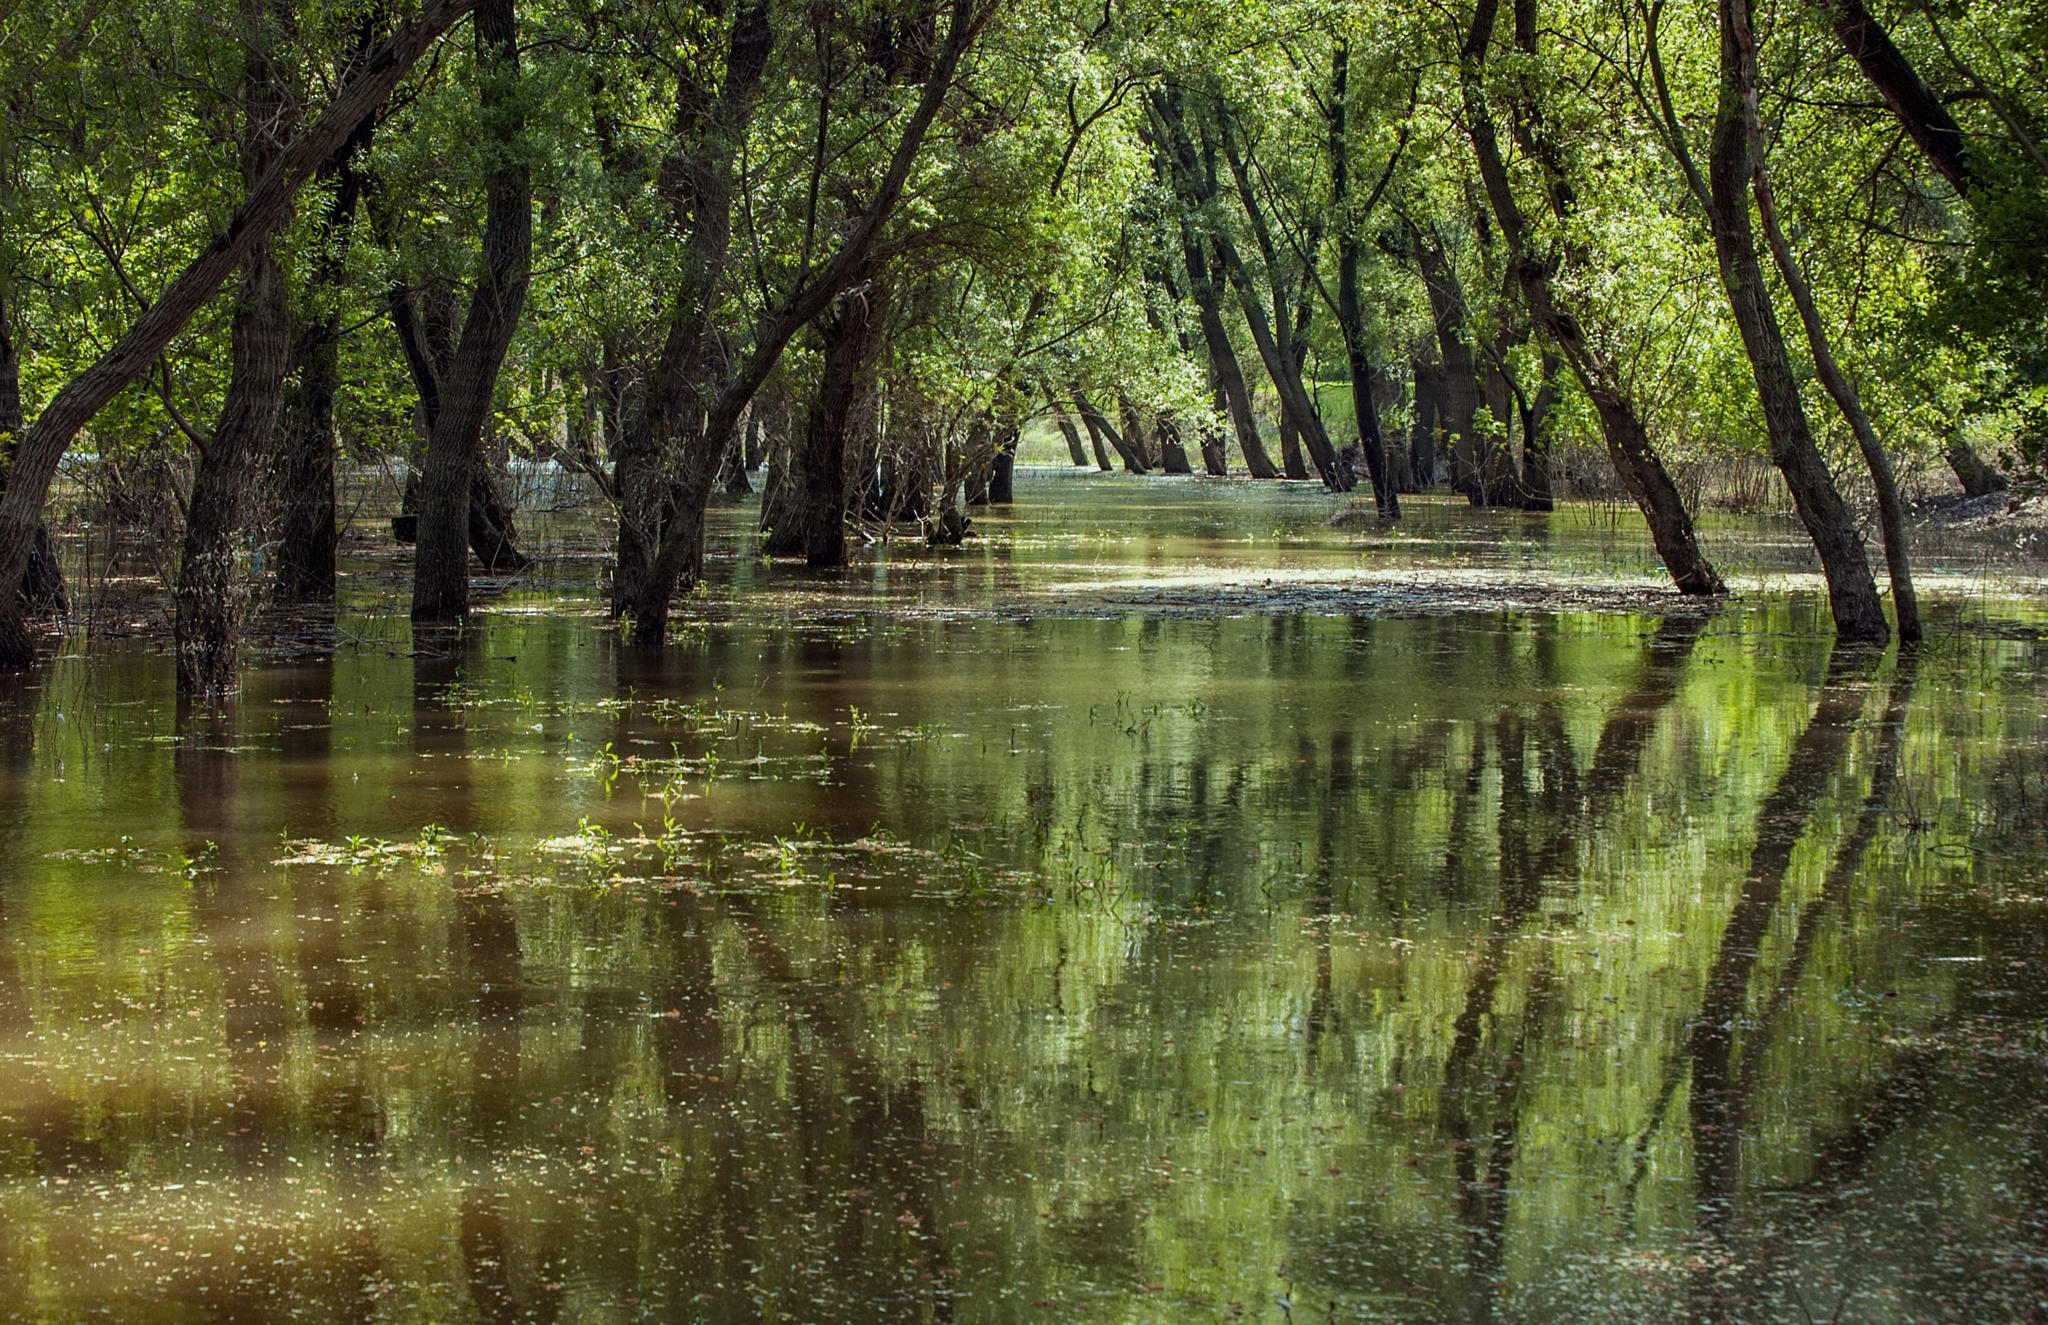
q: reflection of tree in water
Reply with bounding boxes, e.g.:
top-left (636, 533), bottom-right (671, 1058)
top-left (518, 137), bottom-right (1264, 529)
top-left (1286, 614), bottom-right (1708, 1314)
top-left (1437, 618), bottom-right (1704, 1319)
top-left (0, 678), bottom-right (107, 1188)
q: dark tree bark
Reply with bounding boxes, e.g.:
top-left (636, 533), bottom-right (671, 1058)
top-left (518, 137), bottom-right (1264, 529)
top-left (1515, 350), bottom-right (1560, 511)
top-left (1409, 350), bottom-right (1441, 487)
top-left (987, 420), bottom-right (1019, 500)
top-left (718, 407), bottom-right (752, 496)
top-left (0, 295), bottom-right (65, 616)
top-left (760, 271), bottom-right (888, 565)
top-left (272, 14), bottom-right (380, 602)
top-left (1117, 394), bottom-right (1159, 469)
top-left (174, 0), bottom-right (298, 700)
top-left (1074, 391), bottom-right (1146, 473)
top-left (1203, 100), bottom-right (1353, 489)
top-left (0, 0), bottom-right (476, 669)
top-left (1460, 0), bottom-right (1725, 594)
top-left (412, 0), bottom-right (532, 623)
top-left (1144, 99), bottom-right (1276, 478)
top-left (1709, 0), bottom-right (1886, 640)
top-left (1331, 41), bottom-right (1398, 516)
top-left (1736, 24), bottom-right (1919, 639)
top-left (1042, 386), bottom-right (1091, 466)
top-left (1817, 0), bottom-right (1973, 196)
top-left (1074, 396), bottom-right (1114, 470)
top-left (1408, 226), bottom-right (1487, 500)
top-left (1154, 412), bottom-right (1193, 474)
top-left (625, 0), bottom-right (993, 646)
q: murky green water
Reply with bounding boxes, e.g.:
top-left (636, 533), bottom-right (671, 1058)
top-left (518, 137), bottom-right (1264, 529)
top-left (3, 476), bottom-right (2046, 1322)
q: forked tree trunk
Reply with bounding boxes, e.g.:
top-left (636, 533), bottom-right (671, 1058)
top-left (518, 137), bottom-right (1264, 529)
top-left (1146, 98), bottom-right (1275, 478)
top-left (1709, 0), bottom-right (1886, 641)
top-left (1330, 40), bottom-right (1398, 515)
top-left (0, 0), bottom-right (476, 669)
top-left (412, 0), bottom-right (532, 624)
top-left (1154, 413), bottom-right (1193, 474)
top-left (1411, 230), bottom-right (1485, 499)
top-left (174, 0), bottom-right (298, 701)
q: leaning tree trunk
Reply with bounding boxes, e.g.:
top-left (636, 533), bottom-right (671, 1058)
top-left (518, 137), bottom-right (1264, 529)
top-left (1817, 0), bottom-right (1973, 196)
top-left (1075, 391), bottom-right (1146, 473)
top-left (0, 0), bottom-right (476, 670)
top-left (174, 0), bottom-right (297, 701)
top-left (1149, 97), bottom-right (1275, 478)
top-left (1461, 0), bottom-right (1724, 594)
top-left (1709, 0), bottom-right (1886, 641)
top-left (1075, 401), bottom-right (1114, 471)
top-left (624, 0), bottom-right (990, 647)
top-left (1737, 24), bottom-right (1919, 640)
top-left (1043, 386), bottom-right (1091, 466)
top-left (412, 0), bottom-right (532, 624)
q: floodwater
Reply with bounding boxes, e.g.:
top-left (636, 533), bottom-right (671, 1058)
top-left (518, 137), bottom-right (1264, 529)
top-left (2, 473), bottom-right (2045, 1322)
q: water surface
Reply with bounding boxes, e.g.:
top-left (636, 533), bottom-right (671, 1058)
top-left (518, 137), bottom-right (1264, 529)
top-left (2, 475), bottom-right (2045, 1321)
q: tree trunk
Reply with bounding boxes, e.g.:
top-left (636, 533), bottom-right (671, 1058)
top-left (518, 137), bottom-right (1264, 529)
top-left (412, 0), bottom-right (532, 624)
top-left (1409, 351), bottom-right (1440, 487)
top-left (1076, 391), bottom-right (1145, 473)
top-left (273, 15), bottom-right (379, 603)
top-left (1154, 413), bottom-right (1193, 474)
top-left (1516, 350), bottom-right (1559, 511)
top-left (0, 296), bottom-right (66, 617)
top-left (1410, 229), bottom-right (1485, 500)
top-left (622, 0), bottom-right (985, 642)
top-left (0, 0), bottom-right (476, 669)
top-left (1145, 94), bottom-right (1275, 478)
top-left (1739, 30), bottom-right (1919, 639)
top-left (761, 272), bottom-right (888, 565)
top-left (174, 0), bottom-right (298, 701)
top-left (1043, 386), bottom-right (1090, 466)
top-left (1276, 414), bottom-right (1309, 479)
top-left (1204, 104), bottom-right (1352, 490)
top-left (719, 410), bottom-right (752, 496)
top-left (1076, 401), bottom-right (1114, 471)
top-left (1946, 440), bottom-right (2007, 496)
top-left (1710, 0), bottom-right (1887, 641)
top-left (987, 420), bottom-right (1019, 501)
top-left (1117, 394), bottom-right (1158, 469)
top-left (1817, 0), bottom-right (1973, 195)
top-left (1330, 40), bottom-right (1399, 515)
top-left (1461, 0), bottom-right (1724, 594)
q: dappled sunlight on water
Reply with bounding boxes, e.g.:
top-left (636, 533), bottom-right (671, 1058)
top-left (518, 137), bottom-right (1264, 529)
top-left (2, 476), bottom-right (2045, 1321)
